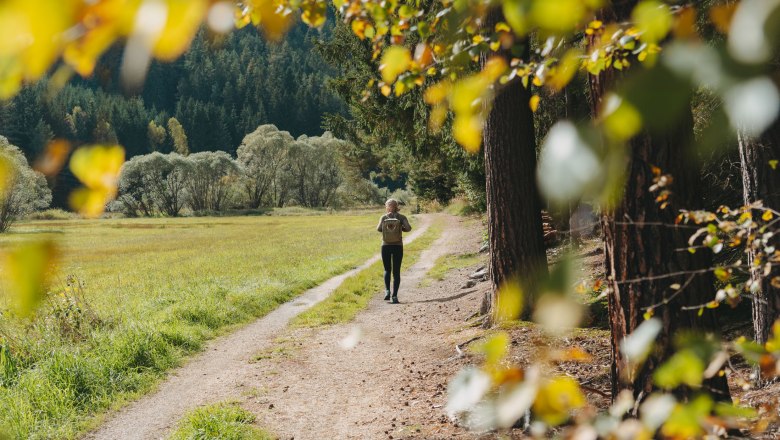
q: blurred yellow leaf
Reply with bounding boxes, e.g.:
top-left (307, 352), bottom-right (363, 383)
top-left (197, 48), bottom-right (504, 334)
top-left (502, 0), bottom-right (528, 36)
top-left (0, 0), bottom-right (77, 82)
top-left (63, 0), bottom-right (134, 77)
top-left (423, 80), bottom-right (451, 105)
top-left (3, 239), bottom-right (58, 318)
top-left (495, 279), bottom-right (524, 323)
top-left (654, 349), bottom-right (705, 389)
top-left (532, 376), bottom-right (586, 426)
top-left (69, 187), bottom-right (113, 219)
top-left (351, 19), bottom-right (371, 40)
top-left (546, 48), bottom-right (582, 92)
top-left (762, 210), bottom-right (773, 221)
top-left (661, 395), bottom-right (712, 439)
top-left (601, 94), bottom-right (642, 141)
top-left (153, 0), bottom-right (208, 61)
top-left (450, 76), bottom-right (488, 114)
top-left (301, 0), bottom-right (327, 28)
top-left (531, 0), bottom-right (585, 34)
top-left (476, 332), bottom-right (510, 365)
top-left (70, 145), bottom-right (125, 191)
top-left (453, 114), bottom-right (483, 154)
top-left (394, 80), bottom-right (406, 96)
top-left (482, 57), bottom-right (507, 81)
top-left (429, 104), bottom-right (448, 132)
top-left (529, 94), bottom-right (540, 112)
top-left (632, 1), bottom-right (672, 44)
top-left (379, 45), bottom-right (411, 84)
top-left (251, 0), bottom-right (294, 40)
top-left (235, 7), bottom-right (252, 29)
top-left (69, 145), bottom-right (124, 217)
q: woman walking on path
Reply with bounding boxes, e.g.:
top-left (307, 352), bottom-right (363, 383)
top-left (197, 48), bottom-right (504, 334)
top-left (377, 199), bottom-right (412, 303)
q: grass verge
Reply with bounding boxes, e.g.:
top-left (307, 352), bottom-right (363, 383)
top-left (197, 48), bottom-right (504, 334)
top-left (168, 401), bottom-right (272, 440)
top-left (290, 221), bottom-right (443, 327)
top-left (0, 213), bottom-right (385, 439)
top-left (421, 252), bottom-right (484, 287)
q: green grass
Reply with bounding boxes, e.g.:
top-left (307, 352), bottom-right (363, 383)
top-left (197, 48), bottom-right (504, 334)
top-left (0, 213), bottom-right (389, 439)
top-left (291, 221), bottom-right (443, 327)
top-left (168, 402), bottom-right (272, 440)
top-left (423, 252), bottom-right (484, 286)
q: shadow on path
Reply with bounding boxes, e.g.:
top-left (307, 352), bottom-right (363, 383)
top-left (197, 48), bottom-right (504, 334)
top-left (407, 289), bottom-right (478, 304)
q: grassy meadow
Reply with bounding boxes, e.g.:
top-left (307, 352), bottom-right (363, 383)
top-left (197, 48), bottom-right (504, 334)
top-left (0, 212), bottom-right (388, 439)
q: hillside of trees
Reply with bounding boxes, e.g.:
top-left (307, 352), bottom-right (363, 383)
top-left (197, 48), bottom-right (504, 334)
top-left (0, 25), bottom-right (345, 208)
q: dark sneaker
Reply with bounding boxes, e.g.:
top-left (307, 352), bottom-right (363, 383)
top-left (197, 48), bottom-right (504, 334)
top-left (384, 290), bottom-right (391, 301)
top-left (391, 296), bottom-right (399, 304)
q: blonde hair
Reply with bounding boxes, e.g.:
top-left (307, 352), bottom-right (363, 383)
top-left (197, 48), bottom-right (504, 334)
top-left (385, 198), bottom-right (400, 212)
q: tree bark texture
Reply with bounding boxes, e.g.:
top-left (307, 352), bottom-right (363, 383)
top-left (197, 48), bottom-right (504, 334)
top-left (480, 10), bottom-right (547, 322)
top-left (738, 116), bottom-right (780, 346)
top-left (590, 1), bottom-right (730, 402)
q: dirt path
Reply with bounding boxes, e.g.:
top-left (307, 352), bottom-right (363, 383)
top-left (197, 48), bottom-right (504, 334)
top-left (242, 214), bottom-right (489, 439)
top-left (84, 215), bottom-right (435, 440)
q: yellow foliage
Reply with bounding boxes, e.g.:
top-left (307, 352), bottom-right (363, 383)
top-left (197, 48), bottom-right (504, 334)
top-left (69, 145), bottom-right (125, 218)
top-left (250, 0), bottom-right (294, 40)
top-left (153, 0), bottom-right (209, 61)
top-left (301, 0), bottom-right (327, 28)
top-left (601, 95), bottom-right (642, 141)
top-left (379, 45), bottom-right (412, 84)
top-left (495, 279), bottom-right (524, 322)
top-left (532, 376), bottom-right (586, 426)
top-left (2, 239), bottom-right (58, 318)
top-left (453, 115), bottom-right (483, 154)
top-left (423, 80), bottom-right (451, 105)
top-left (632, 1), bottom-right (672, 44)
top-left (476, 332), bottom-right (510, 366)
top-left (531, 0), bottom-right (586, 34)
top-left (546, 48), bottom-right (582, 92)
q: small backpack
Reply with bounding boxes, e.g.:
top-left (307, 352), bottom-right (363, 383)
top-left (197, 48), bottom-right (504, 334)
top-left (382, 217), bottom-right (402, 243)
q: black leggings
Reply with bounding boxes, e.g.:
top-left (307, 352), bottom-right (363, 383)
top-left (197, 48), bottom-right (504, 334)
top-left (381, 245), bottom-right (404, 295)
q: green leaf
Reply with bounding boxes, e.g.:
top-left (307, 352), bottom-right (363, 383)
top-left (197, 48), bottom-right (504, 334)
top-left (654, 349), bottom-right (705, 389)
top-left (714, 402), bottom-right (758, 419)
top-left (632, 1), bottom-right (672, 43)
top-left (502, 0), bottom-right (528, 36)
top-left (601, 94), bottom-right (642, 141)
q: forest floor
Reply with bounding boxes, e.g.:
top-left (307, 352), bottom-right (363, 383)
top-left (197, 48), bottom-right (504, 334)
top-left (84, 214), bottom-right (779, 439)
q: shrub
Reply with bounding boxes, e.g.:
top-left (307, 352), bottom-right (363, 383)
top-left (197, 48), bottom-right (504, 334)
top-left (0, 136), bottom-right (52, 232)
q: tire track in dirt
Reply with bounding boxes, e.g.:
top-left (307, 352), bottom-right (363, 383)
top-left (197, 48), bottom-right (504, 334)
top-left (83, 215), bottom-right (434, 440)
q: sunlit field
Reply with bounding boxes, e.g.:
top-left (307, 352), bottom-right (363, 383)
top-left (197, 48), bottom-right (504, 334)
top-left (0, 212), bottom-right (385, 439)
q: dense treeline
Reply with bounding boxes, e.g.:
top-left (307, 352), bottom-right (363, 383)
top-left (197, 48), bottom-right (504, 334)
top-left (114, 125), bottom-right (381, 216)
top-left (318, 20), bottom-right (487, 208)
top-left (0, 25), bottom-right (344, 208)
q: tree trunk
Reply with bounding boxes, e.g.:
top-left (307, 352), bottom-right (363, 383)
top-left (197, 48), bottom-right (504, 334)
top-left (738, 117), bottom-right (780, 347)
top-left (480, 10), bottom-right (548, 322)
top-left (590, 1), bottom-right (730, 402)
